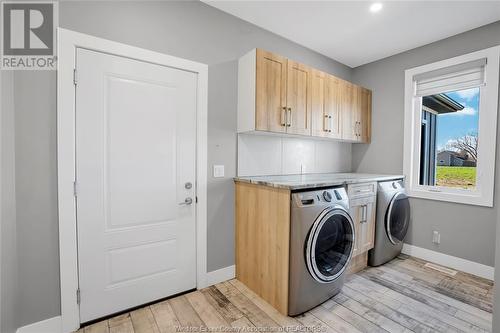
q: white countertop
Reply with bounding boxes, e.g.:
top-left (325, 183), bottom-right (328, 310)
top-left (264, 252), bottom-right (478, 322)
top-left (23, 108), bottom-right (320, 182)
top-left (234, 173), bottom-right (404, 190)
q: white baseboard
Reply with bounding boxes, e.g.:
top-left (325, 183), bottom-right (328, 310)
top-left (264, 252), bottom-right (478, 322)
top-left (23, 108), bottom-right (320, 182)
top-left (402, 243), bottom-right (494, 280)
top-left (17, 316), bottom-right (62, 333)
top-left (205, 265), bottom-right (235, 286)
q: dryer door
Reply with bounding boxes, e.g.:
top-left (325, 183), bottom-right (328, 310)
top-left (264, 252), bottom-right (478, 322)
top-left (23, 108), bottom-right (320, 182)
top-left (306, 207), bottom-right (355, 283)
top-left (386, 192), bottom-right (410, 245)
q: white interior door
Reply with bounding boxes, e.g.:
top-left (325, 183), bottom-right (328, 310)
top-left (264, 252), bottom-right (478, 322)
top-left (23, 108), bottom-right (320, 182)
top-left (75, 48), bottom-right (198, 322)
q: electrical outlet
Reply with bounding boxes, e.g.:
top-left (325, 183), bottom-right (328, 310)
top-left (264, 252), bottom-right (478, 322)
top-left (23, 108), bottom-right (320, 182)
top-left (300, 164), bottom-right (306, 174)
top-left (432, 230), bottom-right (441, 244)
top-left (213, 165), bottom-right (225, 178)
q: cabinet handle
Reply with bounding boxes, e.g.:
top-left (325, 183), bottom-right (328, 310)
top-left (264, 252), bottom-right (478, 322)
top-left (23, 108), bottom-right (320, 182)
top-left (324, 114), bottom-right (329, 132)
top-left (355, 121), bottom-right (360, 137)
top-left (281, 107), bottom-right (287, 127)
top-left (361, 204), bottom-right (368, 222)
top-left (329, 115), bottom-right (333, 133)
top-left (287, 107), bottom-right (292, 127)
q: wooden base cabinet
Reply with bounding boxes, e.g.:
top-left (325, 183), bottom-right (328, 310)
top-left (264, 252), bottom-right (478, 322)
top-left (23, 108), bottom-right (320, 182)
top-left (235, 181), bottom-right (378, 315)
top-left (235, 182), bottom-right (291, 315)
top-left (347, 182), bottom-right (377, 271)
top-left (238, 48), bottom-right (371, 143)
top-left (348, 252), bottom-right (368, 274)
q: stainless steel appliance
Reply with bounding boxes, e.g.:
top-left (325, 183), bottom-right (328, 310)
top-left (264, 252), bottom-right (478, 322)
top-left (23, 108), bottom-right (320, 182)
top-left (288, 187), bottom-right (355, 315)
top-left (368, 179), bottom-right (411, 266)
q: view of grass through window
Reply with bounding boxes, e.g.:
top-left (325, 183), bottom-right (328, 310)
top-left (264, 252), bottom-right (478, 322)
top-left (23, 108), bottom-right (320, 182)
top-left (419, 87), bottom-right (479, 189)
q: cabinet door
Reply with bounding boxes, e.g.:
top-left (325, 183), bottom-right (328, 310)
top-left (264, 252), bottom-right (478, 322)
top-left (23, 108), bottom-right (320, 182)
top-left (286, 60), bottom-right (312, 135)
top-left (311, 70), bottom-right (327, 137)
top-left (256, 49), bottom-right (288, 133)
top-left (358, 88), bottom-right (372, 143)
top-left (359, 201), bottom-right (376, 252)
top-left (325, 75), bottom-right (342, 139)
top-left (351, 86), bottom-right (372, 143)
top-left (311, 72), bottom-right (341, 139)
top-left (340, 80), bottom-right (356, 141)
top-left (350, 197), bottom-right (376, 256)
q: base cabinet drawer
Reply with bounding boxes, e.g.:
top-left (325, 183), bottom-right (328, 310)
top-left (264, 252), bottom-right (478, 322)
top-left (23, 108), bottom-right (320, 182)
top-left (348, 182), bottom-right (376, 199)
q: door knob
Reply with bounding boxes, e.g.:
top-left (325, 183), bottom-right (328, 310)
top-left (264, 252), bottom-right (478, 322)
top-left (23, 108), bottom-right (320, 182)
top-left (179, 197), bottom-right (193, 205)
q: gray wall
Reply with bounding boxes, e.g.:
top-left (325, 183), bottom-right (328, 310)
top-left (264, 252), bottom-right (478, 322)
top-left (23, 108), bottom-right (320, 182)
top-left (351, 21), bottom-right (500, 267)
top-left (9, 0), bottom-right (352, 328)
top-left (1, 70), bottom-right (18, 333)
top-left (14, 71), bottom-right (61, 327)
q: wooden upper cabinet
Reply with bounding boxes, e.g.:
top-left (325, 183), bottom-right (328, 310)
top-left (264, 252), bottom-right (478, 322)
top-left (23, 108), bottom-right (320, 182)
top-left (237, 48), bottom-right (371, 143)
top-left (342, 83), bottom-right (371, 143)
top-left (286, 60), bottom-right (312, 135)
top-left (255, 49), bottom-right (288, 133)
top-left (311, 70), bottom-right (341, 139)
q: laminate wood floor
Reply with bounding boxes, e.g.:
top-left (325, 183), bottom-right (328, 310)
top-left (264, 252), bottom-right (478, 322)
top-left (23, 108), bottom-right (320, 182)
top-left (77, 255), bottom-right (493, 333)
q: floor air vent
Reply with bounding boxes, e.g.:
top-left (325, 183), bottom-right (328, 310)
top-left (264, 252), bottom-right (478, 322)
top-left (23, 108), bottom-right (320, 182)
top-left (423, 262), bottom-right (457, 276)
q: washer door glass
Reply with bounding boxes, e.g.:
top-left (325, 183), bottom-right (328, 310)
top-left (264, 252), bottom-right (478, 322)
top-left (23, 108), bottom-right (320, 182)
top-left (386, 193), bottom-right (410, 245)
top-left (307, 208), bottom-right (354, 283)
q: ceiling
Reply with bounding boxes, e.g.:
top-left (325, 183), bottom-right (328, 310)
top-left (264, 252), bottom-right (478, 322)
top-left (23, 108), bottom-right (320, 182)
top-left (203, 1), bottom-right (500, 67)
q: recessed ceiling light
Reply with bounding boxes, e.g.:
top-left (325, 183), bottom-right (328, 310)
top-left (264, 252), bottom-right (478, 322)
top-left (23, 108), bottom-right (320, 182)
top-left (370, 2), bottom-right (383, 13)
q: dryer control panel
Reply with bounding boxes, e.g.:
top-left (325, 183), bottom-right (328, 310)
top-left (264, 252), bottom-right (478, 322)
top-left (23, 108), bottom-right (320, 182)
top-left (378, 178), bottom-right (406, 194)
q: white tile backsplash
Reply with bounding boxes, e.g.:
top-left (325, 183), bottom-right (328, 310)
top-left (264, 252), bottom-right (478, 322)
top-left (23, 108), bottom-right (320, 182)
top-left (282, 137), bottom-right (316, 175)
top-left (315, 140), bottom-right (351, 173)
top-left (237, 134), bottom-right (282, 176)
top-left (237, 133), bottom-right (352, 176)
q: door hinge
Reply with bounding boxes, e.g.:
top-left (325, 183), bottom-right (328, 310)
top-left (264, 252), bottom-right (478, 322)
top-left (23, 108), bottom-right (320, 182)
top-left (76, 288), bottom-right (81, 305)
top-left (73, 69), bottom-right (77, 85)
top-left (73, 181), bottom-right (78, 197)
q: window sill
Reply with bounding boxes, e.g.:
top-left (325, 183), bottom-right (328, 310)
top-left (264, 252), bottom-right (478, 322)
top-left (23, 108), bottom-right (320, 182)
top-left (406, 187), bottom-right (493, 207)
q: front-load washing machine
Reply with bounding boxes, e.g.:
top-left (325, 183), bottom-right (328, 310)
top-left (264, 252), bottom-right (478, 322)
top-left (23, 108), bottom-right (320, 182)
top-left (288, 187), bottom-right (355, 316)
top-left (368, 179), bottom-right (411, 266)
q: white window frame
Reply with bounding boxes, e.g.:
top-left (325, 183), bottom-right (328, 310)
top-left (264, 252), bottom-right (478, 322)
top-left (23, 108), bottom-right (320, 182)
top-left (403, 46), bottom-right (500, 207)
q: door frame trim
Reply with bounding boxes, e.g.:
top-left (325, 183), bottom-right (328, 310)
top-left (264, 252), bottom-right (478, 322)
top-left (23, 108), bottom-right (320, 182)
top-left (57, 28), bottom-right (208, 333)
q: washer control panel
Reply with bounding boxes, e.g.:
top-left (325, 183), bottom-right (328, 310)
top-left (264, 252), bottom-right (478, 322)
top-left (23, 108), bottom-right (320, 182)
top-left (293, 187), bottom-right (348, 207)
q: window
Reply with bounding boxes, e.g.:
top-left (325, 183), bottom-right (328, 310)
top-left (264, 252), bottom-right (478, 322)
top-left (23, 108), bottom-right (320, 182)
top-left (419, 88), bottom-right (479, 189)
top-left (404, 46), bottom-right (500, 206)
